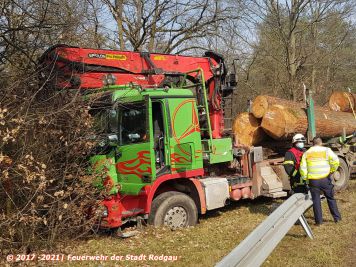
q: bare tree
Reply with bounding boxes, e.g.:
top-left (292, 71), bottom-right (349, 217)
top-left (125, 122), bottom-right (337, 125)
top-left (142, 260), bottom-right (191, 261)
top-left (101, 0), bottom-right (235, 53)
top-left (233, 0), bottom-right (354, 101)
top-left (0, 0), bottom-right (107, 74)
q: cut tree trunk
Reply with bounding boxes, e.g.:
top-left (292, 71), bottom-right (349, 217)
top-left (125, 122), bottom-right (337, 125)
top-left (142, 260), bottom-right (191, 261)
top-left (251, 95), bottom-right (329, 119)
top-left (328, 91), bottom-right (356, 113)
top-left (251, 95), bottom-right (303, 119)
top-left (261, 105), bottom-right (356, 140)
top-left (232, 112), bottom-right (266, 146)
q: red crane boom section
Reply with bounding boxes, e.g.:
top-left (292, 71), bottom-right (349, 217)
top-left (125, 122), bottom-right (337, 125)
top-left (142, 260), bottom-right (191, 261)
top-left (39, 44), bottom-right (226, 138)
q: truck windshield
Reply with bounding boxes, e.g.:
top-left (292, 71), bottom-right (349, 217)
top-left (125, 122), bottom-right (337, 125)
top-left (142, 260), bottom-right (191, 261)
top-left (118, 102), bottom-right (148, 145)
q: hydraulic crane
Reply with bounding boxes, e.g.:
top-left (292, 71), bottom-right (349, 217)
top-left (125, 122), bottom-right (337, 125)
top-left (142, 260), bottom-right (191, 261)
top-left (39, 44), bottom-right (236, 138)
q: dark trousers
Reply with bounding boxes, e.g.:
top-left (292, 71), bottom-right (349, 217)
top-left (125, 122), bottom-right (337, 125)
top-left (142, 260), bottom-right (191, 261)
top-left (309, 176), bottom-right (341, 224)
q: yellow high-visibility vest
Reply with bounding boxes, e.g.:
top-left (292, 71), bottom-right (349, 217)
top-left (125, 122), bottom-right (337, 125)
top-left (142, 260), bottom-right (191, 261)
top-left (300, 146), bottom-right (339, 180)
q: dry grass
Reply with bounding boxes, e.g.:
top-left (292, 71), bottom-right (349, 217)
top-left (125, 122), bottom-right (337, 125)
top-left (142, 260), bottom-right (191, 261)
top-left (264, 180), bottom-right (356, 267)
top-left (59, 180), bottom-right (356, 267)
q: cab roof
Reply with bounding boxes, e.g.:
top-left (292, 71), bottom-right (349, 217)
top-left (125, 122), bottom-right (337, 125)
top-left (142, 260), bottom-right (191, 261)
top-left (111, 87), bottom-right (194, 102)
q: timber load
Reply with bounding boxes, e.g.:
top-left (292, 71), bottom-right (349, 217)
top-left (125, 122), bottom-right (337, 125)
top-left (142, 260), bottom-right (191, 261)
top-left (251, 95), bottom-right (330, 119)
top-left (328, 91), bottom-right (356, 113)
top-left (233, 95), bottom-right (356, 146)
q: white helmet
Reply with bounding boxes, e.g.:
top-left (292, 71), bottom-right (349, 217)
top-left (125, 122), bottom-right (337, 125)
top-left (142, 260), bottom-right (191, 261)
top-left (292, 133), bottom-right (306, 143)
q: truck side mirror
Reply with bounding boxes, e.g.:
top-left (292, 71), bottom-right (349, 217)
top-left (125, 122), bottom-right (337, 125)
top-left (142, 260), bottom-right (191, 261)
top-left (128, 133), bottom-right (140, 141)
top-left (108, 134), bottom-right (118, 143)
top-left (108, 109), bottom-right (118, 132)
top-left (98, 134), bottom-right (119, 148)
top-left (93, 133), bottom-right (117, 155)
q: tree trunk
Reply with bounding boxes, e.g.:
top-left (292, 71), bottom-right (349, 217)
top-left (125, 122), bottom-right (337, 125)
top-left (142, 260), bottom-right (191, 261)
top-left (148, 0), bottom-right (159, 52)
top-left (116, 0), bottom-right (125, 50)
top-left (288, 0), bottom-right (298, 101)
top-left (328, 91), bottom-right (356, 113)
top-left (261, 105), bottom-right (356, 140)
top-left (251, 95), bottom-right (328, 119)
top-left (232, 112), bottom-right (266, 146)
top-left (134, 0), bottom-right (143, 51)
top-left (251, 95), bottom-right (303, 118)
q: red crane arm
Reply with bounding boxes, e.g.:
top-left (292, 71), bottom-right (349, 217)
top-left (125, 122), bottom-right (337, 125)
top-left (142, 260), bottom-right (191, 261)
top-left (38, 44), bottom-right (228, 138)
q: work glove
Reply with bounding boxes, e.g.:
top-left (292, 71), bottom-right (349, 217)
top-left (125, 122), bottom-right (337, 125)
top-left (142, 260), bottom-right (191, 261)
top-left (305, 184), bottom-right (310, 192)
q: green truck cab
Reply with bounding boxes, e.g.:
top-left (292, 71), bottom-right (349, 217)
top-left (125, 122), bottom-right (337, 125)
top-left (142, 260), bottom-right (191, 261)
top-left (90, 85), bottom-right (235, 229)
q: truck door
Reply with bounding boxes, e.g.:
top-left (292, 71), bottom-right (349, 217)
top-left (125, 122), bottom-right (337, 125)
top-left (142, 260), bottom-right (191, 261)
top-left (114, 100), bottom-right (155, 195)
top-left (167, 98), bottom-right (203, 173)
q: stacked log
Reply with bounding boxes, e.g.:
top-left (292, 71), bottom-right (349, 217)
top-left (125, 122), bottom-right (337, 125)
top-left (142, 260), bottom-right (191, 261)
top-left (251, 95), bottom-right (304, 118)
top-left (232, 112), bottom-right (266, 146)
top-left (261, 104), bottom-right (356, 140)
top-left (233, 94), bottom-right (355, 146)
top-left (328, 91), bottom-right (356, 113)
top-left (251, 95), bottom-right (330, 119)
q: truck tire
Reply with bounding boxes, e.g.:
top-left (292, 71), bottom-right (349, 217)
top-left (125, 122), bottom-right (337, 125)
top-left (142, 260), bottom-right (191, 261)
top-left (148, 191), bottom-right (198, 229)
top-left (332, 157), bottom-right (350, 191)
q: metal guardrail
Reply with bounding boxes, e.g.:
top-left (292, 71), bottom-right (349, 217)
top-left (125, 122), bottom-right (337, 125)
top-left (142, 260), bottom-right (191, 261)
top-left (215, 193), bottom-right (313, 267)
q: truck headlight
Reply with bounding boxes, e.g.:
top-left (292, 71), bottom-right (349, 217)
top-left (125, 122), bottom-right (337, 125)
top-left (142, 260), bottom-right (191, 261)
top-left (95, 205), bottom-right (108, 218)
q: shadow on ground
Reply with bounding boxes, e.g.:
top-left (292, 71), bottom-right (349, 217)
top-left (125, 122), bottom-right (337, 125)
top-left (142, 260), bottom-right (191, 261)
top-left (199, 196), bottom-right (283, 222)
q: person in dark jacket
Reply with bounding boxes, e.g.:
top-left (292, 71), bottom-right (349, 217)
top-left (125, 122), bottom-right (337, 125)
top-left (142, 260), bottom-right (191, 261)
top-left (283, 133), bottom-right (307, 193)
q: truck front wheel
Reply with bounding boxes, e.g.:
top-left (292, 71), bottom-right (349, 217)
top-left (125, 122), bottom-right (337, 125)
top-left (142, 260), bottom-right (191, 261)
top-left (332, 157), bottom-right (350, 191)
top-left (148, 191), bottom-right (198, 229)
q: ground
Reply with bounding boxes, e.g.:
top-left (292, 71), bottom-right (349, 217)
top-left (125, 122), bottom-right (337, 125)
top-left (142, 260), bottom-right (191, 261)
top-left (62, 180), bottom-right (356, 267)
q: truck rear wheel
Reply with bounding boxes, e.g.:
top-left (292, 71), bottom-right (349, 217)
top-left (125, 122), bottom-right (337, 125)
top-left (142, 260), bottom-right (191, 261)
top-left (332, 157), bottom-right (350, 191)
top-left (148, 191), bottom-right (198, 229)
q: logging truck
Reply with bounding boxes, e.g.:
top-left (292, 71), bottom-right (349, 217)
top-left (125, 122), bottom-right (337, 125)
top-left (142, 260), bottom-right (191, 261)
top-left (39, 45), bottom-right (355, 230)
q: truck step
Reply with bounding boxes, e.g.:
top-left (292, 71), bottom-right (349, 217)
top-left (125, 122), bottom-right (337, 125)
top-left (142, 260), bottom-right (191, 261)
top-left (260, 166), bottom-right (284, 192)
top-left (263, 191), bottom-right (287, 198)
top-left (265, 188), bottom-right (285, 193)
top-left (121, 208), bottom-right (144, 216)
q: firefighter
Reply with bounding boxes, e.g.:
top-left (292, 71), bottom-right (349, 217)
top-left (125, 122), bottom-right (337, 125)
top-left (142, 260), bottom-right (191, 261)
top-left (283, 133), bottom-right (307, 193)
top-left (300, 137), bottom-right (342, 225)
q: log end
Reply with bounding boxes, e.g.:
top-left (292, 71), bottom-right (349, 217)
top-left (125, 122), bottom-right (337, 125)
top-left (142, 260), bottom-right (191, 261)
top-left (232, 112), bottom-right (265, 146)
top-left (261, 106), bottom-right (286, 140)
top-left (251, 95), bottom-right (269, 118)
top-left (328, 91), bottom-right (355, 112)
